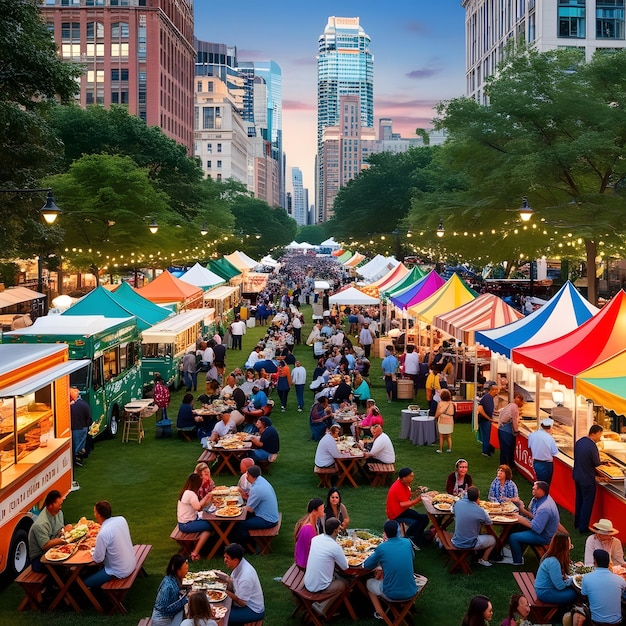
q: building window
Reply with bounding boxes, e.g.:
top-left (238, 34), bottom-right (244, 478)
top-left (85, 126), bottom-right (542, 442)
top-left (111, 69), bottom-right (128, 81)
top-left (197, 81), bottom-right (202, 92)
top-left (558, 0), bottom-right (586, 38)
top-left (208, 82), bottom-right (214, 92)
top-left (217, 143), bottom-right (222, 153)
top-left (203, 107), bottom-right (215, 129)
top-left (597, 0), bottom-right (625, 38)
top-left (111, 22), bottom-right (129, 57)
top-left (207, 160), bottom-right (212, 169)
top-left (61, 22), bottom-right (80, 60)
top-left (217, 174), bottom-right (222, 181)
top-left (217, 160), bottom-right (222, 168)
top-left (207, 143), bottom-right (212, 153)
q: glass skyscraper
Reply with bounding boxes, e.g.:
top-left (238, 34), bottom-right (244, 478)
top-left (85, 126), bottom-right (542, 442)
top-left (316, 16), bottom-right (374, 221)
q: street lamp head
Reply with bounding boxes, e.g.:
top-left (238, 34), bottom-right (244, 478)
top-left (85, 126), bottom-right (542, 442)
top-left (40, 190), bottom-right (62, 224)
top-left (519, 196), bottom-right (534, 222)
top-left (148, 217), bottom-right (159, 234)
top-left (200, 222), bottom-right (208, 236)
top-left (436, 218), bottom-right (445, 238)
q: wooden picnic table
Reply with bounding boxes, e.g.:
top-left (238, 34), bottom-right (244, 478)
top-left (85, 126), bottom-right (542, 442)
top-left (41, 547), bottom-right (104, 613)
top-left (201, 507), bottom-right (248, 560)
top-left (209, 444), bottom-right (252, 476)
top-left (334, 450), bottom-right (367, 489)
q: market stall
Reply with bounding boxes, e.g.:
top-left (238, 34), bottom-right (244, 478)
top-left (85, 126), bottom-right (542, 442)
top-left (203, 284), bottom-right (241, 317)
top-left (179, 263), bottom-right (225, 290)
top-left (136, 270), bottom-right (204, 311)
top-left (360, 263), bottom-right (409, 296)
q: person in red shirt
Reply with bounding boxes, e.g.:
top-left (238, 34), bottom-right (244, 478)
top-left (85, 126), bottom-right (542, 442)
top-left (386, 467), bottom-right (429, 549)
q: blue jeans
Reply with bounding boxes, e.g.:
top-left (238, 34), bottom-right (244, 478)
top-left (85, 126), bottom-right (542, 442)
top-left (229, 605), bottom-right (265, 625)
top-left (478, 418), bottom-right (492, 455)
top-left (235, 513), bottom-right (277, 545)
top-left (394, 510), bottom-right (429, 546)
top-left (295, 384), bottom-right (305, 409)
top-left (179, 519), bottom-right (212, 533)
top-left (533, 460), bottom-right (553, 484)
top-left (509, 529), bottom-right (547, 564)
top-left (250, 448), bottom-right (271, 463)
top-left (83, 567), bottom-right (115, 588)
top-left (498, 424), bottom-right (515, 468)
top-left (72, 427), bottom-right (88, 456)
top-left (184, 370), bottom-right (197, 391)
top-left (535, 585), bottom-right (578, 605)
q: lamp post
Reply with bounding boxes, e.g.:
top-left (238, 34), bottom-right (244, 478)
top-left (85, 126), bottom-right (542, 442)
top-left (0, 188), bottom-right (62, 293)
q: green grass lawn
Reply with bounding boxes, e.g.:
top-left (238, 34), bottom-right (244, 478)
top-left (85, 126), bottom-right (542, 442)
top-left (0, 304), bottom-right (579, 625)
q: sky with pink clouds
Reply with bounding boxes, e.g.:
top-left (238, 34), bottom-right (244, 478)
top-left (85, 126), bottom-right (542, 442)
top-left (194, 1), bottom-right (467, 197)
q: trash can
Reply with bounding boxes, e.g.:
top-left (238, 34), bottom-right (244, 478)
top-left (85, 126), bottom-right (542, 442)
top-left (396, 378), bottom-right (415, 400)
top-left (246, 318), bottom-right (256, 328)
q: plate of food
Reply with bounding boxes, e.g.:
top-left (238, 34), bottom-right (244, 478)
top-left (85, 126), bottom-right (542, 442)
top-left (64, 522), bottom-right (88, 542)
top-left (211, 487), bottom-right (230, 497)
top-left (572, 574), bottom-right (584, 589)
top-left (207, 589), bottom-right (227, 602)
top-left (490, 514), bottom-right (517, 523)
top-left (434, 502), bottom-right (453, 512)
top-left (215, 506), bottom-right (242, 518)
top-left (500, 501), bottom-right (519, 514)
top-left (432, 493), bottom-right (458, 504)
top-left (45, 543), bottom-right (77, 561)
top-left (347, 556), bottom-right (367, 567)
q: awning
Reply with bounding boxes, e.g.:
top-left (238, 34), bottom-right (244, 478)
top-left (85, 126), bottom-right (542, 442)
top-left (0, 286), bottom-right (45, 308)
top-left (0, 359), bottom-right (90, 397)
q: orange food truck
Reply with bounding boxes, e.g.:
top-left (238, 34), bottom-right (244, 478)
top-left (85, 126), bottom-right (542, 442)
top-left (0, 344), bottom-right (88, 577)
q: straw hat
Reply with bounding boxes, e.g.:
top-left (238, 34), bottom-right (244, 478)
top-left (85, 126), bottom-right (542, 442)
top-left (590, 518), bottom-right (619, 535)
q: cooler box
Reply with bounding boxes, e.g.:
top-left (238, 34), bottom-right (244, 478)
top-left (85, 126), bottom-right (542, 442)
top-left (396, 378), bottom-right (414, 400)
top-left (246, 318), bottom-right (256, 328)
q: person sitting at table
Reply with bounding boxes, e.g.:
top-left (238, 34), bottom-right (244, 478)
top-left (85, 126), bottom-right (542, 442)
top-left (28, 489), bottom-right (67, 572)
top-left (177, 393), bottom-right (199, 435)
top-left (219, 543), bottom-right (265, 625)
top-left (500, 593), bottom-right (532, 626)
top-left (312, 357), bottom-right (327, 381)
top-left (363, 519), bottom-right (418, 620)
top-left (434, 388), bottom-right (455, 454)
top-left (353, 404), bottom-right (383, 440)
top-left (239, 368), bottom-right (257, 397)
top-left (488, 464), bottom-right (519, 503)
top-left (323, 487), bottom-right (351, 532)
top-left (386, 468), bottom-right (429, 549)
top-left (234, 465), bottom-right (279, 552)
top-left (180, 590), bottom-right (217, 626)
top-left (446, 458), bottom-right (473, 497)
top-left (360, 422), bottom-right (395, 465)
top-left (83, 500), bottom-right (136, 588)
top-left (577, 548), bottom-right (626, 626)
top-left (452, 486), bottom-right (496, 567)
top-left (210, 410), bottom-right (236, 443)
top-left (331, 375), bottom-right (353, 408)
top-left (203, 380), bottom-right (221, 403)
top-left (534, 532), bottom-right (577, 605)
top-left (314, 424), bottom-right (343, 469)
top-left (195, 462), bottom-right (215, 501)
top-left (310, 396), bottom-right (334, 441)
top-left (242, 386), bottom-right (268, 421)
top-left (237, 457), bottom-right (255, 501)
top-left (294, 497), bottom-right (325, 568)
top-left (151, 553), bottom-right (189, 626)
top-left (248, 416), bottom-right (279, 463)
top-left (176, 474), bottom-right (213, 561)
top-left (352, 372), bottom-right (370, 405)
top-left (461, 595), bottom-right (494, 626)
top-left (509, 480), bottom-right (560, 566)
top-left (220, 374), bottom-right (238, 399)
top-left (584, 518), bottom-right (625, 566)
top-left (303, 517), bottom-right (349, 618)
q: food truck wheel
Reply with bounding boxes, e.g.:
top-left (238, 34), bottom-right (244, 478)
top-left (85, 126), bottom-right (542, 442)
top-left (8, 529), bottom-right (29, 577)
top-left (108, 407), bottom-right (120, 438)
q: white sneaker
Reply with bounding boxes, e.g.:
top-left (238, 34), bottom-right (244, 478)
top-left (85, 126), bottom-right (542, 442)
top-left (478, 559), bottom-right (492, 567)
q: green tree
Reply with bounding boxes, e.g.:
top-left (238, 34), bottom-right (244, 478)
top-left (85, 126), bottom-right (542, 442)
top-left (296, 224), bottom-right (332, 245)
top-left (0, 0), bottom-right (81, 256)
top-left (427, 46), bottom-right (626, 303)
top-left (329, 147), bottom-right (438, 241)
top-left (49, 105), bottom-right (233, 238)
top-left (45, 154), bottom-right (171, 281)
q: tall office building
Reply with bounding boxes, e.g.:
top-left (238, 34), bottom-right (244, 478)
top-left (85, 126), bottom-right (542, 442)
top-left (317, 16), bottom-right (374, 221)
top-left (291, 167), bottom-right (307, 226)
top-left (40, 0), bottom-right (195, 152)
top-left (463, 0), bottom-right (626, 102)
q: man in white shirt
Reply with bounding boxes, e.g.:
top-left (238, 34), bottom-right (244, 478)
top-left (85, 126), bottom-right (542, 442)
top-left (230, 316), bottom-right (247, 350)
top-left (314, 425), bottom-right (342, 468)
top-left (358, 322), bottom-right (375, 358)
top-left (291, 360), bottom-right (307, 411)
top-left (292, 313), bottom-right (304, 344)
top-left (210, 411), bottom-right (236, 442)
top-left (362, 423), bottom-right (395, 464)
top-left (245, 345), bottom-right (262, 369)
top-left (403, 345), bottom-right (420, 396)
top-left (83, 500), bottom-right (135, 588)
top-left (304, 517), bottom-right (349, 617)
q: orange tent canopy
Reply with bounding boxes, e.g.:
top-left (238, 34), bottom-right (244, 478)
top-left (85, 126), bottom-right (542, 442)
top-left (136, 270), bottom-right (204, 309)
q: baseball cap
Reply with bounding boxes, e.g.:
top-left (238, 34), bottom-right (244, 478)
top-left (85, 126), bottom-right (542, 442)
top-left (541, 418), bottom-right (554, 428)
top-left (484, 381), bottom-right (497, 390)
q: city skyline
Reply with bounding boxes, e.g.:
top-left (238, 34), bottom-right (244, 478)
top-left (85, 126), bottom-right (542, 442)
top-left (193, 1), bottom-right (466, 197)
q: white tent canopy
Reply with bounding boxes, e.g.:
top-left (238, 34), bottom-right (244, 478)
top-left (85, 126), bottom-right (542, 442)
top-left (260, 255), bottom-right (280, 268)
top-left (328, 286), bottom-right (379, 305)
top-left (286, 241), bottom-right (316, 249)
top-left (356, 255), bottom-right (399, 281)
top-left (224, 251), bottom-right (259, 271)
top-left (179, 263), bottom-right (224, 289)
top-left (320, 237), bottom-right (341, 250)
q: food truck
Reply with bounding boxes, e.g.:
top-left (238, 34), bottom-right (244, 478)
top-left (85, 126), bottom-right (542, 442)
top-left (140, 308), bottom-right (214, 390)
top-left (3, 315), bottom-right (142, 438)
top-left (0, 344), bottom-right (88, 576)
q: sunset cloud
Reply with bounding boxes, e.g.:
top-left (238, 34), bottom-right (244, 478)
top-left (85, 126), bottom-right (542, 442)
top-left (283, 99), bottom-right (316, 111)
top-left (407, 66), bottom-right (443, 79)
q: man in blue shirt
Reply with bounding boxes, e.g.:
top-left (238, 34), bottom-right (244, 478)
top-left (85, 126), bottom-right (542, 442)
top-left (242, 386), bottom-right (268, 420)
top-left (527, 418), bottom-right (559, 484)
top-left (363, 520), bottom-right (418, 620)
top-left (572, 424), bottom-right (603, 535)
top-left (579, 548), bottom-right (626, 626)
top-left (235, 465), bottom-right (279, 552)
top-left (477, 381), bottom-right (498, 457)
top-left (452, 486), bottom-right (496, 567)
top-left (509, 480), bottom-right (560, 565)
top-left (381, 346), bottom-right (399, 403)
top-left (249, 416), bottom-right (279, 463)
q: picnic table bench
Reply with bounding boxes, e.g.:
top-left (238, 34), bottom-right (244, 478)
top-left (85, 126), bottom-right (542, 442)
top-left (16, 565), bottom-right (48, 611)
top-left (512, 571), bottom-right (559, 624)
top-left (366, 462), bottom-right (395, 486)
top-left (249, 512), bottom-right (282, 555)
top-left (170, 526), bottom-right (201, 556)
top-left (440, 530), bottom-right (474, 575)
top-left (314, 464), bottom-right (337, 487)
top-left (101, 543), bottom-right (152, 614)
top-left (197, 449), bottom-right (217, 464)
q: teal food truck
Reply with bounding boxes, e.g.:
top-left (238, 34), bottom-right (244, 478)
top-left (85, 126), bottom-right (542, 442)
top-left (3, 315), bottom-right (141, 437)
top-left (140, 308), bottom-right (214, 390)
